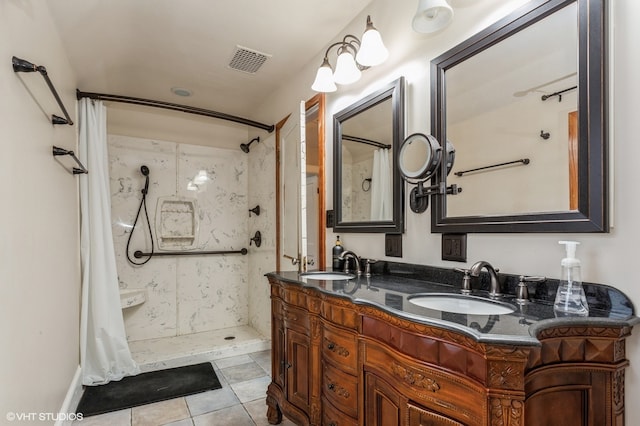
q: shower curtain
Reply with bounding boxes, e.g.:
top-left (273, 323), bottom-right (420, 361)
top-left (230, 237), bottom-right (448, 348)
top-left (78, 98), bottom-right (139, 385)
top-left (370, 148), bottom-right (392, 221)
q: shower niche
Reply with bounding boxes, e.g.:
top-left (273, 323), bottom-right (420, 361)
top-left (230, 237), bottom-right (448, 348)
top-left (155, 196), bottom-right (199, 250)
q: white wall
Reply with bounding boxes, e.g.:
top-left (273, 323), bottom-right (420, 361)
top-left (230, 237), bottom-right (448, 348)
top-left (253, 0), bottom-right (640, 421)
top-left (0, 1), bottom-right (81, 421)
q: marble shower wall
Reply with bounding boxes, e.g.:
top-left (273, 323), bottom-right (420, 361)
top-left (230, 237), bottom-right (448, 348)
top-left (109, 134), bottom-right (248, 342)
top-left (247, 133), bottom-right (277, 338)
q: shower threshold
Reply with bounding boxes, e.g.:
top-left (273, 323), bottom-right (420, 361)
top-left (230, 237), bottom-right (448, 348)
top-left (128, 325), bottom-right (270, 373)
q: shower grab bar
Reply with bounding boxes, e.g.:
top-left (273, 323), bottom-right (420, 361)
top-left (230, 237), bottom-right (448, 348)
top-left (133, 248), bottom-right (248, 258)
top-left (53, 146), bottom-right (88, 175)
top-left (454, 158), bottom-right (530, 177)
top-left (342, 134), bottom-right (391, 149)
top-left (12, 56), bottom-right (74, 125)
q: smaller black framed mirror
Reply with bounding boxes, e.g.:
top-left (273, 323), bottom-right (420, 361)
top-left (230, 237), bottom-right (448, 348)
top-left (333, 77), bottom-right (405, 233)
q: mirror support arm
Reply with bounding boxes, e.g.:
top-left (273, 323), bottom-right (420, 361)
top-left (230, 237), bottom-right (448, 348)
top-left (409, 182), bottom-right (460, 214)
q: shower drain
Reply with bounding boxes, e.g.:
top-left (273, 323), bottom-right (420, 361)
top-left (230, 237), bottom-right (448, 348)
top-left (224, 336), bottom-right (236, 340)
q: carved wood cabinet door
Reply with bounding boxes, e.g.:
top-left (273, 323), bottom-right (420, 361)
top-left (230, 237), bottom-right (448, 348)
top-left (365, 372), bottom-right (405, 426)
top-left (286, 328), bottom-right (311, 414)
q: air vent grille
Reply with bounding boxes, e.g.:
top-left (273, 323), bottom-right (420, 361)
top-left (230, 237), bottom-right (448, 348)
top-left (228, 46), bottom-right (271, 74)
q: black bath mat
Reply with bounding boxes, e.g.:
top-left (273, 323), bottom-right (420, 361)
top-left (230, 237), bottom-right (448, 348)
top-left (76, 362), bottom-right (221, 417)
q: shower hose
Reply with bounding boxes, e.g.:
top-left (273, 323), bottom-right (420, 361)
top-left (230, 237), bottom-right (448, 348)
top-left (126, 165), bottom-right (154, 265)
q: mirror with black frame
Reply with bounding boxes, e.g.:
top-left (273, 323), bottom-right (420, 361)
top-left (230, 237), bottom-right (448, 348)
top-left (334, 77), bottom-right (405, 233)
top-left (431, 0), bottom-right (608, 233)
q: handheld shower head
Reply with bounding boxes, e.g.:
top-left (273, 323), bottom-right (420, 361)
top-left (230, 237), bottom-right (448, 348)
top-left (240, 137), bottom-right (260, 153)
top-left (140, 165), bottom-right (150, 194)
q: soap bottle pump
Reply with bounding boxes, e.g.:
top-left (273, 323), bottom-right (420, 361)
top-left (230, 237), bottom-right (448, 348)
top-left (554, 241), bottom-right (589, 316)
top-left (332, 236), bottom-right (345, 271)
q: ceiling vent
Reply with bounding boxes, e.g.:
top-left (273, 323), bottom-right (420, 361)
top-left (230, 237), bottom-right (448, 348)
top-left (228, 46), bottom-right (271, 74)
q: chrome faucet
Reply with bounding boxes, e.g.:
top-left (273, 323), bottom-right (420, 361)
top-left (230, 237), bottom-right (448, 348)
top-left (339, 250), bottom-right (362, 276)
top-left (469, 261), bottom-right (501, 297)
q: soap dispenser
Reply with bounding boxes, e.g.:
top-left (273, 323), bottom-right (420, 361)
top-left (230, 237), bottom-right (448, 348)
top-left (554, 241), bottom-right (589, 316)
top-left (332, 236), bottom-right (345, 271)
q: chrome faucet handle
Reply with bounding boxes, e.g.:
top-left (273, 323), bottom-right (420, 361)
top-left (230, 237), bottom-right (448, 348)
top-left (454, 268), bottom-right (472, 294)
top-left (364, 259), bottom-right (378, 277)
top-left (516, 275), bottom-right (546, 303)
top-left (283, 254), bottom-right (300, 265)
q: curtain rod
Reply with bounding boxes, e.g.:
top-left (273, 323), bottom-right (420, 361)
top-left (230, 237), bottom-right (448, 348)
top-left (76, 90), bottom-right (274, 133)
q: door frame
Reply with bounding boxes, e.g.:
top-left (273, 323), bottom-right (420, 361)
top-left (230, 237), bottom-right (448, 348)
top-left (275, 94), bottom-right (326, 271)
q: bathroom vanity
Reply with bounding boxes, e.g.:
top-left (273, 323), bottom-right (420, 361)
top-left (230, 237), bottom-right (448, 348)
top-left (265, 266), bottom-right (637, 426)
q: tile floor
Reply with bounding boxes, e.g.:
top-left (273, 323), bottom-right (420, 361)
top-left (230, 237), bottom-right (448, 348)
top-left (73, 350), bottom-right (297, 426)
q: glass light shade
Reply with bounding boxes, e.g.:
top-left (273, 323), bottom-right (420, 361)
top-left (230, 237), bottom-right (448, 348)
top-left (311, 59), bottom-right (337, 92)
top-left (333, 50), bottom-right (361, 85)
top-left (356, 28), bottom-right (388, 67)
top-left (412, 0), bottom-right (454, 34)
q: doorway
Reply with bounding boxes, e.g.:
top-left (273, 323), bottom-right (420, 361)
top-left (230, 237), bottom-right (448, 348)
top-left (275, 94), bottom-right (326, 271)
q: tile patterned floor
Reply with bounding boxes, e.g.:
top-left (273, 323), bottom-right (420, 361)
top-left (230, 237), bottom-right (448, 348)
top-left (73, 350), bottom-right (297, 426)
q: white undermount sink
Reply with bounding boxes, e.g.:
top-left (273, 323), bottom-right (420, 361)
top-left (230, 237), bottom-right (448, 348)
top-left (300, 271), bottom-right (356, 281)
top-left (408, 293), bottom-right (516, 315)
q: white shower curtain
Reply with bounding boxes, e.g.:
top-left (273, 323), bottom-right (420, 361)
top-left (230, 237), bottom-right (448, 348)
top-left (78, 98), bottom-right (139, 385)
top-left (370, 148), bottom-right (392, 221)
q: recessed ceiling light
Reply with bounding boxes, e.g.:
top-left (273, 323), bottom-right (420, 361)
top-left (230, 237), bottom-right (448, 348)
top-left (171, 87), bottom-right (192, 97)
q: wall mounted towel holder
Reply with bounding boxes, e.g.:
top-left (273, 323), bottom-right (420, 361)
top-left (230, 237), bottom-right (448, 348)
top-left (12, 56), bottom-right (74, 126)
top-left (52, 146), bottom-right (88, 175)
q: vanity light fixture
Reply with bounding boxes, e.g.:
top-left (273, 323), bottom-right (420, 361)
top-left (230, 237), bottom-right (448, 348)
top-left (311, 15), bottom-right (388, 93)
top-left (412, 0), bottom-right (454, 34)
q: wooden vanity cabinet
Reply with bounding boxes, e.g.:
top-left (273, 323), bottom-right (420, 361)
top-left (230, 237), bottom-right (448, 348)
top-left (266, 276), bottom-right (632, 426)
top-left (268, 286), bottom-right (320, 425)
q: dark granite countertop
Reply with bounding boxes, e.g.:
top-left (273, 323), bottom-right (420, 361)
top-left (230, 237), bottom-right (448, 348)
top-left (267, 262), bottom-right (639, 346)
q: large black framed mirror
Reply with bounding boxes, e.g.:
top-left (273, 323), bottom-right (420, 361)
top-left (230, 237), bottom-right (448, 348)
top-left (431, 0), bottom-right (608, 233)
top-left (334, 77), bottom-right (405, 233)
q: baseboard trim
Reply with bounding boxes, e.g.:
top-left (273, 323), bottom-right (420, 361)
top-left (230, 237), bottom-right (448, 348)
top-left (56, 366), bottom-right (83, 426)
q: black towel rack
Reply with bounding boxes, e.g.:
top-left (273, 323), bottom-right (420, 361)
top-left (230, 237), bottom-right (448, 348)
top-left (12, 56), bottom-right (74, 125)
top-left (53, 146), bottom-right (88, 175)
top-left (133, 248), bottom-right (248, 258)
top-left (454, 158), bottom-right (530, 177)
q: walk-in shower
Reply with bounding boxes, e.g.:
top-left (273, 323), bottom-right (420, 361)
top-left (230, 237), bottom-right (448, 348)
top-left (109, 135), bottom-right (270, 373)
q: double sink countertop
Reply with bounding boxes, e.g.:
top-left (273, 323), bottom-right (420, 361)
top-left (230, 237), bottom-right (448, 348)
top-left (267, 262), bottom-right (638, 346)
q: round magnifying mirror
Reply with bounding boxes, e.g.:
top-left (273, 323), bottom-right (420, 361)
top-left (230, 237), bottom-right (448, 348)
top-left (445, 140), bottom-right (456, 176)
top-left (398, 133), bottom-right (442, 180)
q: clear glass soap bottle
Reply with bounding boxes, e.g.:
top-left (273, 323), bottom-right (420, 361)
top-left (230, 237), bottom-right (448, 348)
top-left (554, 241), bottom-right (589, 316)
